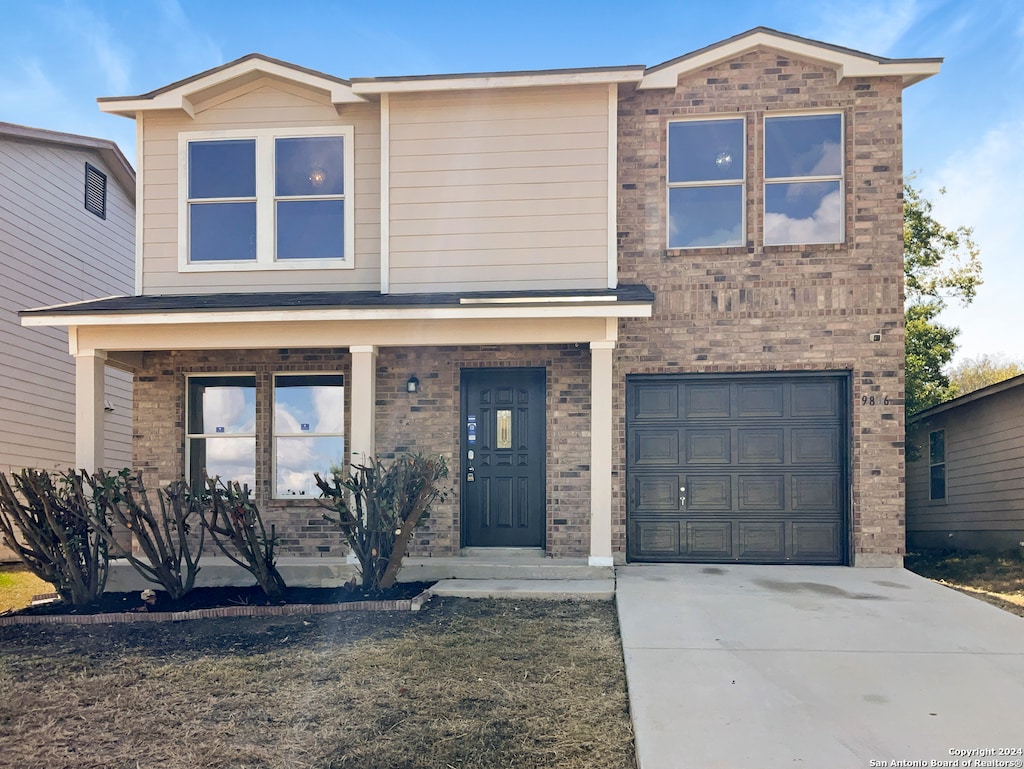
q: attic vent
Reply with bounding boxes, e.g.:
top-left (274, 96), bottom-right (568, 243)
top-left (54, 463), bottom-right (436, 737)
top-left (84, 163), bottom-right (107, 219)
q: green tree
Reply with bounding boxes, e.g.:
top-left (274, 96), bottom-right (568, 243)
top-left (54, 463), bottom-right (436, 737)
top-left (903, 182), bottom-right (981, 415)
top-left (946, 355), bottom-right (1024, 396)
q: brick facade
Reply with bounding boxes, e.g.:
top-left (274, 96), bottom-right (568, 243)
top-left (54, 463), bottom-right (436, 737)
top-left (126, 43), bottom-right (910, 566)
top-left (614, 48), bottom-right (906, 563)
top-left (132, 345), bottom-right (593, 559)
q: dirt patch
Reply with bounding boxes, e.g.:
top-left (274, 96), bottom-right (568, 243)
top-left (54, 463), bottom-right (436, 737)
top-left (905, 550), bottom-right (1024, 618)
top-left (0, 597), bottom-right (635, 769)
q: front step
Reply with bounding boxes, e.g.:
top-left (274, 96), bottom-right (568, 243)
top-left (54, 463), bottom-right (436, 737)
top-left (459, 547), bottom-right (545, 559)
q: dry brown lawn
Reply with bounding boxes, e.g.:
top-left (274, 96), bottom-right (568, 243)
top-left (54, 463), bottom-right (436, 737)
top-left (0, 564), bottom-right (50, 613)
top-left (0, 596), bottom-right (635, 769)
top-left (905, 549), bottom-right (1024, 618)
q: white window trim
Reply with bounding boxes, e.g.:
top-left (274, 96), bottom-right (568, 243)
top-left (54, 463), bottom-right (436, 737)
top-left (666, 115), bottom-right (747, 250)
top-left (272, 372), bottom-right (346, 500)
top-left (177, 125), bottom-right (355, 272)
top-left (763, 110), bottom-right (845, 247)
top-left (184, 373), bottom-right (258, 488)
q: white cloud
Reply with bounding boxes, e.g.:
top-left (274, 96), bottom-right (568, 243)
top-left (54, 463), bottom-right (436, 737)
top-left (924, 116), bottom-right (1024, 363)
top-left (155, 0), bottom-right (222, 69)
top-left (764, 188), bottom-right (842, 246)
top-left (51, 1), bottom-right (133, 94)
top-left (809, 0), bottom-right (922, 55)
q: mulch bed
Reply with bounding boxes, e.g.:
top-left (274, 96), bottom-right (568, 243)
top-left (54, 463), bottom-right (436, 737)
top-left (0, 581), bottom-right (435, 626)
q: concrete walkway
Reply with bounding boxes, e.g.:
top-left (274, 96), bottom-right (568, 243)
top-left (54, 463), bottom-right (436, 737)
top-left (616, 564), bottom-right (1024, 769)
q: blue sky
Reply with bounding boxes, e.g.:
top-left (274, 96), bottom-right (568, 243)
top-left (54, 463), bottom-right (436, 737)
top-left (2, 0), bottom-right (1021, 365)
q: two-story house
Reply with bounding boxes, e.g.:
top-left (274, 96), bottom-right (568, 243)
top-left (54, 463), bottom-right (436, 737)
top-left (22, 28), bottom-right (939, 576)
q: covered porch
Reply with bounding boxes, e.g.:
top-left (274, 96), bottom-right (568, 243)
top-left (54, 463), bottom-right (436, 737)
top-left (22, 287), bottom-right (653, 571)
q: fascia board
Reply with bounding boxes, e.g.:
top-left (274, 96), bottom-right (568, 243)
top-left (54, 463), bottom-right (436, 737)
top-left (22, 303), bottom-right (653, 328)
top-left (98, 58), bottom-right (367, 118)
top-left (352, 68), bottom-right (645, 95)
top-left (639, 31), bottom-right (941, 89)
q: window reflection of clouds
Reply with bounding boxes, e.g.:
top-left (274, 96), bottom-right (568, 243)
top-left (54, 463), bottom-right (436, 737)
top-left (202, 437), bottom-right (256, 489)
top-left (202, 386), bottom-right (255, 434)
top-left (669, 186), bottom-right (743, 248)
top-left (765, 115), bottom-right (841, 178)
top-left (274, 376), bottom-right (344, 497)
top-left (276, 436), bottom-right (344, 497)
top-left (764, 186), bottom-right (842, 246)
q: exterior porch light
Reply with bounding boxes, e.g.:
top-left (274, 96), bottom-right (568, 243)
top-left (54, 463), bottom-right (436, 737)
top-left (406, 374), bottom-right (419, 393)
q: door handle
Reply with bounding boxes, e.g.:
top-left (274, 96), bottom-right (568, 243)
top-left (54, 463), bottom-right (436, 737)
top-left (679, 486), bottom-right (686, 509)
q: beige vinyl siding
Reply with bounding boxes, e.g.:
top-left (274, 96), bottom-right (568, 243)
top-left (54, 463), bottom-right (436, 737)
top-left (0, 138), bottom-right (134, 475)
top-left (907, 385), bottom-right (1024, 547)
top-left (387, 85), bottom-right (610, 293)
top-left (140, 79), bottom-right (380, 295)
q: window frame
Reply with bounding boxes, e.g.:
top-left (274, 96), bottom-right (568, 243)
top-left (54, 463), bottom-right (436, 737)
top-left (666, 115), bottom-right (747, 251)
top-left (763, 110), bottom-right (845, 247)
top-left (928, 428), bottom-right (947, 502)
top-left (272, 372), bottom-right (346, 500)
top-left (177, 126), bottom-right (355, 272)
top-left (185, 373), bottom-right (258, 491)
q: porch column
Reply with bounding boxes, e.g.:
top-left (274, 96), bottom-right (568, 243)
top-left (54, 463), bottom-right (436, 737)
top-left (589, 341), bottom-right (615, 567)
top-left (349, 345), bottom-right (377, 463)
top-left (74, 351), bottom-right (106, 471)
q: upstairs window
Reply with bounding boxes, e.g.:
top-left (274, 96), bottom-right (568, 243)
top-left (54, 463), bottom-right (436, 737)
top-left (180, 127), bottom-right (354, 270)
top-left (84, 162), bottom-right (107, 219)
top-left (764, 113), bottom-right (843, 246)
top-left (929, 429), bottom-right (946, 502)
top-left (667, 118), bottom-right (745, 249)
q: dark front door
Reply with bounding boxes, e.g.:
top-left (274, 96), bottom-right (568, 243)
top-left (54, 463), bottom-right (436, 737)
top-left (461, 368), bottom-right (546, 548)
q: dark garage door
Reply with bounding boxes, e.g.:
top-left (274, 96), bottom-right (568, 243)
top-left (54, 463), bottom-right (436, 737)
top-left (626, 373), bottom-right (848, 564)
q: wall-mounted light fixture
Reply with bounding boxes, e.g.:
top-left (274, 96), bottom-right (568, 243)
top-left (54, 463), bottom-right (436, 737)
top-left (406, 374), bottom-right (420, 394)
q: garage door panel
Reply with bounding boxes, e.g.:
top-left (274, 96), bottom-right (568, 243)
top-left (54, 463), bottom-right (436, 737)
top-left (634, 521), bottom-right (681, 556)
top-left (793, 427), bottom-right (839, 463)
top-left (792, 380), bottom-right (840, 417)
top-left (687, 521), bottom-right (733, 558)
top-left (632, 429), bottom-right (680, 465)
top-left (684, 384), bottom-right (730, 418)
top-left (738, 521), bottom-right (786, 560)
top-left (737, 383), bottom-right (784, 417)
top-left (791, 522), bottom-right (841, 561)
top-left (738, 428), bottom-right (785, 464)
top-left (738, 474), bottom-right (785, 510)
top-left (686, 475), bottom-right (732, 511)
top-left (633, 385), bottom-right (679, 420)
top-left (633, 474), bottom-right (682, 512)
top-left (627, 374), bottom-right (847, 565)
top-left (685, 429), bottom-right (731, 463)
top-left (791, 474), bottom-right (840, 512)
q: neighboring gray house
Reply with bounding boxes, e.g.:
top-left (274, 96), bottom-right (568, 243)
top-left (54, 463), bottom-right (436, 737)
top-left (0, 122), bottom-right (135, 477)
top-left (907, 374), bottom-right (1024, 553)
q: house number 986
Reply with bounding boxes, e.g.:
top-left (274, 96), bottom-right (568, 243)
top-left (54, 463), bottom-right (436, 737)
top-left (861, 395), bottom-right (890, 406)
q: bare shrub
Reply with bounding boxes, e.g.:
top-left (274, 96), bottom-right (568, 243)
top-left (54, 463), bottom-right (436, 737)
top-left (316, 453), bottom-right (449, 591)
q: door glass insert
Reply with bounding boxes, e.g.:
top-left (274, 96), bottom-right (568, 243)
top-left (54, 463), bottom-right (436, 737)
top-left (496, 409), bottom-right (512, 449)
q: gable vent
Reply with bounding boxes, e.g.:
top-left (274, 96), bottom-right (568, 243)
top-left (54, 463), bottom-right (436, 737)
top-left (84, 162), bottom-right (107, 219)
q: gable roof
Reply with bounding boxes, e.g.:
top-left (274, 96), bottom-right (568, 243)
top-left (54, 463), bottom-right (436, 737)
top-left (97, 53), bottom-right (367, 118)
top-left (96, 28), bottom-right (940, 119)
top-left (639, 26), bottom-right (941, 89)
top-left (0, 121), bottom-right (135, 198)
top-left (909, 374), bottom-right (1024, 424)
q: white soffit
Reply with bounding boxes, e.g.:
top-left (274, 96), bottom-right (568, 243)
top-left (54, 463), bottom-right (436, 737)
top-left (639, 29), bottom-right (941, 89)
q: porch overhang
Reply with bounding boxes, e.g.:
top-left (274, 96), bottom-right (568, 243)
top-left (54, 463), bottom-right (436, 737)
top-left (22, 286), bottom-right (654, 357)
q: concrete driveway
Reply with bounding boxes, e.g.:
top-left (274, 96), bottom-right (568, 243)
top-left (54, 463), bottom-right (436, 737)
top-left (616, 564), bottom-right (1024, 769)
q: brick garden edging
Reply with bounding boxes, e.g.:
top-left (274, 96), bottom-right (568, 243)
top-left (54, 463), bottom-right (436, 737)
top-left (0, 589), bottom-right (434, 627)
